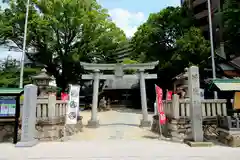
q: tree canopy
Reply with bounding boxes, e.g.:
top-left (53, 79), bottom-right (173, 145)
top-left (0, 0), bottom-right (127, 89)
top-left (131, 6), bottom-right (210, 88)
top-left (0, 56), bottom-right (41, 87)
top-left (223, 0), bottom-right (240, 55)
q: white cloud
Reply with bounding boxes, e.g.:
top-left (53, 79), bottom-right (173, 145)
top-left (108, 8), bottom-right (146, 37)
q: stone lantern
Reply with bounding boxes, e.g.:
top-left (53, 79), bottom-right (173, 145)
top-left (31, 68), bottom-right (54, 97)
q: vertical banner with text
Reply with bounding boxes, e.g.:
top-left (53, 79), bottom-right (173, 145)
top-left (155, 85), bottom-right (166, 125)
top-left (66, 84), bottom-right (80, 124)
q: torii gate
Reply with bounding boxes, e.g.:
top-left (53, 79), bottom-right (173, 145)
top-left (80, 61), bottom-right (159, 128)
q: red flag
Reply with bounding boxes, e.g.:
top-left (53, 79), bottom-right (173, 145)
top-left (61, 92), bottom-right (69, 101)
top-left (166, 90), bottom-right (173, 100)
top-left (155, 85), bottom-right (166, 124)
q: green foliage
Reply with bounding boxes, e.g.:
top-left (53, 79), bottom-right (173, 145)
top-left (131, 6), bottom-right (195, 62)
top-left (122, 58), bottom-right (138, 64)
top-left (173, 27), bottom-right (210, 65)
top-left (223, 0), bottom-right (240, 55)
top-left (131, 6), bottom-right (209, 88)
top-left (121, 58), bottom-right (138, 74)
top-left (0, 56), bottom-right (41, 87)
top-left (0, 0), bottom-right (127, 90)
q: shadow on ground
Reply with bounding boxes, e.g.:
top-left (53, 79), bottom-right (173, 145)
top-left (142, 135), bottom-right (159, 139)
top-left (111, 107), bottom-right (154, 115)
top-left (100, 123), bottom-right (139, 127)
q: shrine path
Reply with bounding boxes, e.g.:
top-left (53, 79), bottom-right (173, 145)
top-left (69, 108), bottom-right (158, 141)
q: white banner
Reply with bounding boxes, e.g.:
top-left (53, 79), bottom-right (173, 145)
top-left (66, 84), bottom-right (80, 124)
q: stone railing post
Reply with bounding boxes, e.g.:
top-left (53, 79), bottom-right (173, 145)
top-left (48, 95), bottom-right (56, 120)
top-left (172, 94), bottom-right (180, 119)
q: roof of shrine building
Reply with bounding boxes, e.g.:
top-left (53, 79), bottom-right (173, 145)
top-left (103, 78), bottom-right (138, 90)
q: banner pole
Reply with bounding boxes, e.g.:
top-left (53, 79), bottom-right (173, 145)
top-left (155, 84), bottom-right (163, 140)
top-left (158, 111), bottom-right (162, 140)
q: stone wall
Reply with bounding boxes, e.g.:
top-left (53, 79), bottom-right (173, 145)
top-left (151, 115), bottom-right (217, 142)
top-left (218, 128), bottom-right (240, 147)
top-left (0, 120), bottom-right (15, 143)
top-left (34, 116), bottom-right (83, 141)
top-left (151, 115), bottom-right (192, 142)
top-left (0, 116), bottom-right (83, 143)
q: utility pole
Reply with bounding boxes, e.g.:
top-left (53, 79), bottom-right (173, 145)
top-left (19, 0), bottom-right (30, 88)
top-left (207, 0), bottom-right (218, 99)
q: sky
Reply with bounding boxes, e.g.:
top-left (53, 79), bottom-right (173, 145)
top-left (0, 0), bottom-right (180, 60)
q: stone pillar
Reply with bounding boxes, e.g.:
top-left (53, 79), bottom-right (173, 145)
top-left (188, 66), bottom-right (203, 142)
top-left (16, 84), bottom-right (38, 147)
top-left (172, 94), bottom-right (180, 119)
top-left (48, 95), bottom-right (56, 120)
top-left (139, 69), bottom-right (151, 127)
top-left (88, 69), bottom-right (100, 128)
top-left (47, 95), bottom-right (58, 140)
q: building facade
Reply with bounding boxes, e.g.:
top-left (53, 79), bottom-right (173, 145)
top-left (181, 0), bottom-right (224, 54)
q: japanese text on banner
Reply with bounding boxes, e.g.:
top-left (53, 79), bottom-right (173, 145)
top-left (155, 85), bottom-right (166, 124)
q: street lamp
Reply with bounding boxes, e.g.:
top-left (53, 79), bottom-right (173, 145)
top-left (19, 0), bottom-right (30, 88)
top-left (207, 0), bottom-right (218, 99)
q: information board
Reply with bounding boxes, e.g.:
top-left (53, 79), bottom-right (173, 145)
top-left (0, 97), bottom-right (16, 117)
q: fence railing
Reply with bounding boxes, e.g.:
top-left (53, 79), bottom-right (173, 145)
top-left (163, 95), bottom-right (240, 119)
top-left (20, 95), bottom-right (68, 121)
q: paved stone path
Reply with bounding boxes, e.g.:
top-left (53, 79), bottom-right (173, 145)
top-left (1, 140), bottom-right (240, 159)
top-left (1, 108), bottom-right (240, 159)
top-left (70, 108), bottom-right (158, 140)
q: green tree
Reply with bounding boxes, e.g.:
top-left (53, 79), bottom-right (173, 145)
top-left (173, 27), bottom-right (210, 67)
top-left (0, 56), bottom-right (41, 87)
top-left (222, 0), bottom-right (240, 55)
top-left (122, 58), bottom-right (138, 74)
top-left (131, 6), bottom-right (209, 88)
top-left (0, 0), bottom-right (126, 90)
top-left (131, 6), bottom-right (195, 63)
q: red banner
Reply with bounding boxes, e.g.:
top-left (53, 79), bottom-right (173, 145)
top-left (166, 90), bottom-right (173, 100)
top-left (155, 85), bottom-right (166, 124)
top-left (61, 92), bottom-right (69, 101)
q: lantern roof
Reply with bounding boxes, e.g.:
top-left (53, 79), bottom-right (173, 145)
top-left (31, 68), bottom-right (54, 80)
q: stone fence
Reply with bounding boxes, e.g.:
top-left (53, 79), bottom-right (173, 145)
top-left (162, 96), bottom-right (240, 119)
top-left (20, 95), bottom-right (67, 121)
top-left (151, 95), bottom-right (240, 146)
top-left (0, 95), bottom-right (83, 143)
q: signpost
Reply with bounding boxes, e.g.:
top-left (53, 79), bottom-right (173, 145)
top-left (188, 66), bottom-right (203, 142)
top-left (155, 85), bottom-right (166, 139)
top-left (0, 88), bottom-right (23, 144)
top-left (16, 84), bottom-right (38, 147)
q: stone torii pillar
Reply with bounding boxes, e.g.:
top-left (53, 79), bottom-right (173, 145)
top-left (88, 69), bottom-right (100, 127)
top-left (80, 61), bottom-right (159, 128)
top-left (139, 69), bottom-right (150, 127)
